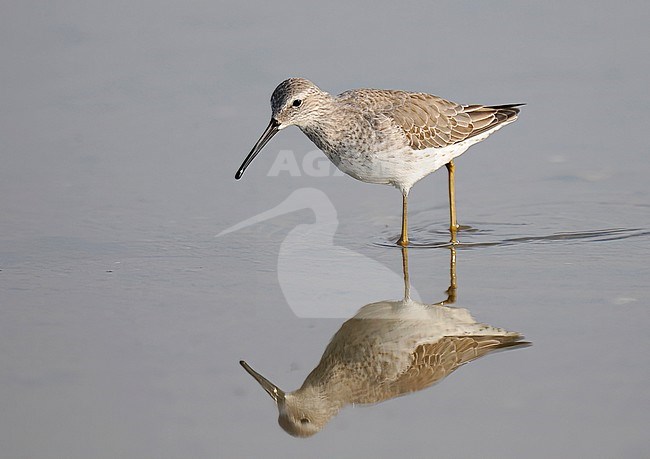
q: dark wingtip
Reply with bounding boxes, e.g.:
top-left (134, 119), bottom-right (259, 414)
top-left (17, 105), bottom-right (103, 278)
top-left (487, 103), bottom-right (526, 109)
top-left (235, 170), bottom-right (243, 180)
top-left (487, 103), bottom-right (525, 119)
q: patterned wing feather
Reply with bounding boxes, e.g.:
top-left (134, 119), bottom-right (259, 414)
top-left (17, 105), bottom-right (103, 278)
top-left (388, 93), bottom-right (522, 150)
top-left (383, 335), bottom-right (529, 397)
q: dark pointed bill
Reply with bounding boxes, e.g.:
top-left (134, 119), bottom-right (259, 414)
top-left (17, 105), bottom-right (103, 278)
top-left (240, 360), bottom-right (285, 403)
top-left (235, 118), bottom-right (280, 180)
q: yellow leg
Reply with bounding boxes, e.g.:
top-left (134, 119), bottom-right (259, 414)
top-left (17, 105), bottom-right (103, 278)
top-left (446, 161), bottom-right (460, 244)
top-left (397, 192), bottom-right (409, 247)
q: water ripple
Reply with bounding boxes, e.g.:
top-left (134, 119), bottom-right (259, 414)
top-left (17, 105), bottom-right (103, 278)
top-left (372, 227), bottom-right (650, 249)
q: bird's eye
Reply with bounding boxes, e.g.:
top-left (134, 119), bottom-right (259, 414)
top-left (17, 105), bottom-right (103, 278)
top-left (292, 99), bottom-right (302, 107)
top-left (300, 418), bottom-right (310, 424)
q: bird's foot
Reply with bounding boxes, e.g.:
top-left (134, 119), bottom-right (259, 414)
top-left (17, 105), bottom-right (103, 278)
top-left (449, 224), bottom-right (460, 245)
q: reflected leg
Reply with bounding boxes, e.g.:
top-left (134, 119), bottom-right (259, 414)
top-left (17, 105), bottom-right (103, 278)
top-left (438, 246), bottom-right (457, 306)
top-left (401, 246), bottom-right (412, 300)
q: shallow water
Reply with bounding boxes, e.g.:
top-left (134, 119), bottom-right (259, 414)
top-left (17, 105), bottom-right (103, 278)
top-left (2, 1), bottom-right (649, 458)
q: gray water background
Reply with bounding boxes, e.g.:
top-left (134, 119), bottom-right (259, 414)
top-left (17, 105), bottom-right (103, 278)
top-left (1, 1), bottom-right (649, 457)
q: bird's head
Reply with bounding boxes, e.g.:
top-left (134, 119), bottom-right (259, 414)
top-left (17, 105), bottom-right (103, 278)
top-left (270, 78), bottom-right (329, 128)
top-left (240, 360), bottom-right (337, 437)
top-left (235, 78), bottom-right (330, 179)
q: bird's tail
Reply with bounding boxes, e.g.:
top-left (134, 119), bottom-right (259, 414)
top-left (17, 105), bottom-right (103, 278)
top-left (462, 103), bottom-right (525, 139)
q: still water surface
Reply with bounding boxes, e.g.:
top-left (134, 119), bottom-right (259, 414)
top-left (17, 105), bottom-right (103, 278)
top-left (1, 1), bottom-right (649, 458)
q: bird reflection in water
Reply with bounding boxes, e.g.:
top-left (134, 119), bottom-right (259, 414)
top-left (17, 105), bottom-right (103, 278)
top-left (240, 247), bottom-right (530, 437)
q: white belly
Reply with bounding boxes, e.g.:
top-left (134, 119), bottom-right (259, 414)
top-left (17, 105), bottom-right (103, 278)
top-left (329, 121), bottom-right (514, 193)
